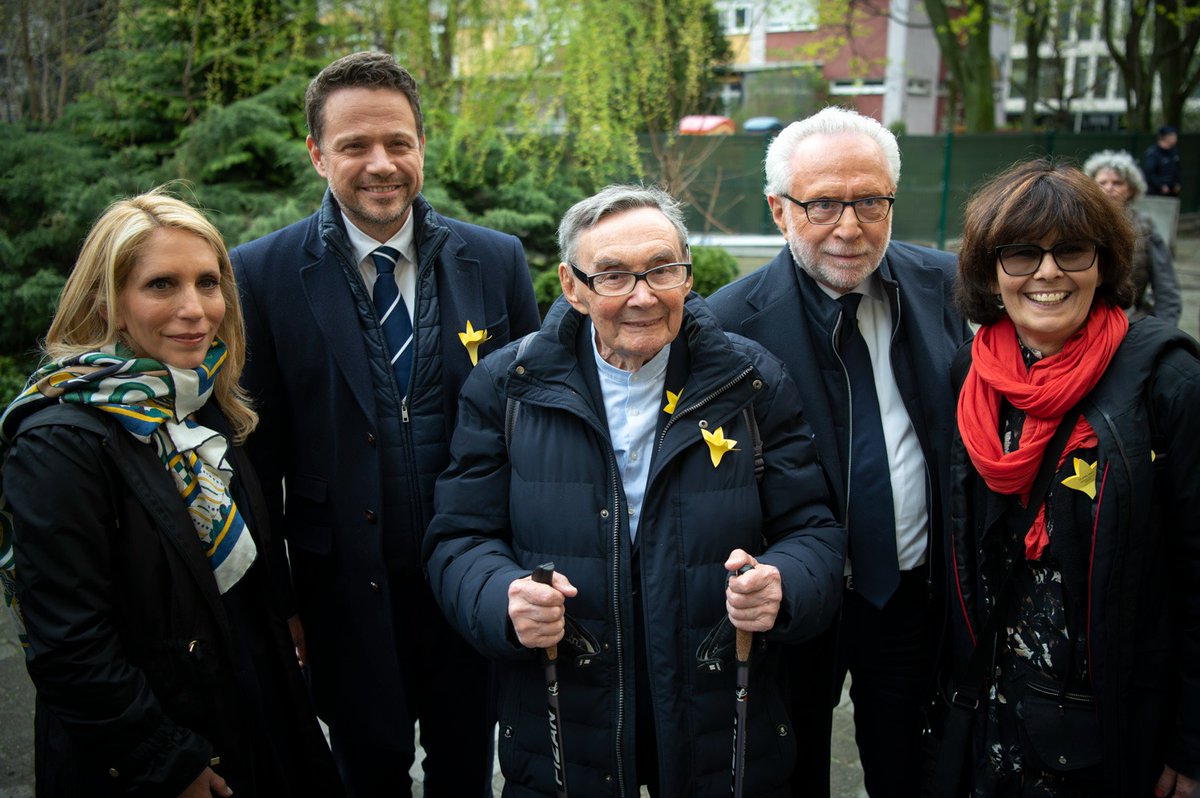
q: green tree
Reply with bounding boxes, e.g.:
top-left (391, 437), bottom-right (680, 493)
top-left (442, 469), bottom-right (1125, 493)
top-left (2, 0), bottom-right (115, 124)
top-left (1101, 0), bottom-right (1157, 130)
top-left (924, 0), bottom-right (997, 131)
top-left (71, 0), bottom-right (317, 149)
top-left (0, 125), bottom-right (134, 275)
top-left (1152, 0), bottom-right (1200, 128)
top-left (1010, 0), bottom-right (1054, 130)
top-left (315, 0), bottom-right (731, 191)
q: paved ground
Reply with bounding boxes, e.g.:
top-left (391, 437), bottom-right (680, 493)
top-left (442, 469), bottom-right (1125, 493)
top-left (2, 237), bottom-right (1198, 797)
top-left (0, 626), bottom-right (34, 798)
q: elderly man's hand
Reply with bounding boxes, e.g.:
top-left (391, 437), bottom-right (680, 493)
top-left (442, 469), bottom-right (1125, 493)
top-left (508, 570), bottom-right (579, 649)
top-left (724, 549), bottom-right (782, 633)
top-left (1156, 765), bottom-right (1199, 798)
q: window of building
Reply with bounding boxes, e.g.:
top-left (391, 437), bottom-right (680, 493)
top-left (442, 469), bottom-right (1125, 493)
top-left (1057, 2), bottom-right (1072, 42)
top-left (907, 78), bottom-right (931, 96)
top-left (830, 79), bottom-right (885, 95)
top-left (1093, 56), bottom-right (1112, 99)
top-left (715, 1), bottom-right (755, 34)
top-left (767, 0), bottom-right (818, 32)
top-left (1073, 57), bottom-right (1090, 97)
top-left (1010, 58), bottom-right (1026, 100)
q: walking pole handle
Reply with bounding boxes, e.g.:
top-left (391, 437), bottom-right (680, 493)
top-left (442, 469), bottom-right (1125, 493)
top-left (531, 562), bottom-right (558, 661)
top-left (734, 563), bottom-right (754, 663)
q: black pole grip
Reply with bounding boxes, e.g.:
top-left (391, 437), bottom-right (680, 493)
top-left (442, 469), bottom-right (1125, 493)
top-left (531, 563), bottom-right (558, 661)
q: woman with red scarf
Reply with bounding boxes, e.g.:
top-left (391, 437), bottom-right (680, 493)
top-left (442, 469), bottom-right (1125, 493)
top-left (945, 159), bottom-right (1200, 797)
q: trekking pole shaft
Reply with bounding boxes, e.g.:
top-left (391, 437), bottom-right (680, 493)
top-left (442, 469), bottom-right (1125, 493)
top-left (532, 563), bottom-right (568, 798)
top-left (732, 563), bottom-right (754, 798)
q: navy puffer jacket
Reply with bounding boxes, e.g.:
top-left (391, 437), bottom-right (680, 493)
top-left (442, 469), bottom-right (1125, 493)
top-left (425, 294), bottom-right (845, 797)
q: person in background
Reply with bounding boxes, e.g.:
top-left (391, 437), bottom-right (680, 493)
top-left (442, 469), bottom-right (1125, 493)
top-left (424, 185), bottom-right (845, 797)
top-left (708, 106), bottom-right (971, 797)
top-left (0, 188), bottom-right (342, 797)
top-left (1084, 149), bottom-right (1181, 326)
top-left (945, 158), bottom-right (1200, 797)
top-left (230, 51), bottom-right (540, 797)
top-left (1142, 125), bottom-right (1183, 196)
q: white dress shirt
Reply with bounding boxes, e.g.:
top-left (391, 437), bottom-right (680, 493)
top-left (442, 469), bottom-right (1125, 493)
top-left (342, 211), bottom-right (417, 325)
top-left (821, 273), bottom-right (930, 571)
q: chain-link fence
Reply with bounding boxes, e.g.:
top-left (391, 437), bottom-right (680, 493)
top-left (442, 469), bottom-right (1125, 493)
top-left (652, 132), bottom-right (1198, 248)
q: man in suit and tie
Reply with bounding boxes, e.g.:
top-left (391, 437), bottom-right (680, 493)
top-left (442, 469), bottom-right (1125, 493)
top-left (708, 107), bottom-right (971, 797)
top-left (230, 51), bottom-right (540, 797)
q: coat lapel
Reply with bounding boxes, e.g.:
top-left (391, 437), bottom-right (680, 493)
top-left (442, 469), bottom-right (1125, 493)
top-left (109, 434), bottom-right (228, 629)
top-left (881, 247), bottom-right (942, 456)
top-left (738, 253), bottom-right (845, 507)
top-left (428, 226), bottom-right (488, 384)
top-left (298, 225), bottom-right (377, 422)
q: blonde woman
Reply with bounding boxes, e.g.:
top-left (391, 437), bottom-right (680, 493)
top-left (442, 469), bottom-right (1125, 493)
top-left (0, 189), bottom-right (341, 797)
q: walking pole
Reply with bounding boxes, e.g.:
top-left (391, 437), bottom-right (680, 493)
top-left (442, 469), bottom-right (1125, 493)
top-left (531, 563), bottom-right (569, 798)
top-left (731, 563), bottom-right (754, 798)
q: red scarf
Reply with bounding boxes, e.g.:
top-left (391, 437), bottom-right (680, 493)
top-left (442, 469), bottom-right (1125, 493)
top-left (957, 304), bottom-right (1127, 559)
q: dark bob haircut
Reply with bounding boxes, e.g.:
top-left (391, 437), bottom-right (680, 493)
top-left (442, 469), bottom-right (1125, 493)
top-left (955, 158), bottom-right (1134, 326)
top-left (304, 51), bottom-right (423, 148)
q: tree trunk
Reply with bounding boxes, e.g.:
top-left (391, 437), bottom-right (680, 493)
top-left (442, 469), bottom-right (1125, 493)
top-left (17, 0), bottom-right (44, 123)
top-left (1019, 0), bottom-right (1049, 130)
top-left (924, 0), bottom-right (996, 131)
top-left (1154, 0), bottom-right (1200, 128)
top-left (1103, 0), bottom-right (1155, 130)
top-left (181, 0), bottom-right (203, 123)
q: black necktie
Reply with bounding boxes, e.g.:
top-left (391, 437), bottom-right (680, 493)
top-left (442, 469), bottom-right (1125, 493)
top-left (838, 293), bottom-right (900, 608)
top-left (371, 246), bottom-right (413, 398)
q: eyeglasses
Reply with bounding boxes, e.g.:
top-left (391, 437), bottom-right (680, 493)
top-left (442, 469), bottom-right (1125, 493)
top-left (780, 194), bottom-right (895, 225)
top-left (995, 241), bottom-right (1098, 277)
top-left (569, 261), bottom-right (692, 297)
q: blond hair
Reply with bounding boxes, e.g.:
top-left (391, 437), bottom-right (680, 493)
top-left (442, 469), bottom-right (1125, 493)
top-left (45, 187), bottom-right (258, 442)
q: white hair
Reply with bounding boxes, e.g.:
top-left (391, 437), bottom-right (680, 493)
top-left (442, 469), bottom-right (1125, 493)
top-left (1081, 149), bottom-right (1147, 202)
top-left (763, 106), bottom-right (901, 197)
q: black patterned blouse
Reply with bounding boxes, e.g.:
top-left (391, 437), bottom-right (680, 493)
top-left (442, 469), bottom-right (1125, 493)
top-left (972, 344), bottom-right (1102, 797)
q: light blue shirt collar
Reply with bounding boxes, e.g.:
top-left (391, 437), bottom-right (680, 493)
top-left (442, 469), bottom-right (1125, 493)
top-left (591, 325), bottom-right (671, 541)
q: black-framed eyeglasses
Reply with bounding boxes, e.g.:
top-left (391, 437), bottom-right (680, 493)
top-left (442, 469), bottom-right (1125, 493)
top-left (995, 241), bottom-right (1098, 277)
top-left (569, 261), bottom-right (692, 297)
top-left (780, 194), bottom-right (895, 225)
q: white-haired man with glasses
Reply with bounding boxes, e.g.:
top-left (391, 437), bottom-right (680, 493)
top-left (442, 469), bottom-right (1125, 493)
top-left (709, 107), bottom-right (972, 797)
top-left (424, 184), bottom-right (845, 797)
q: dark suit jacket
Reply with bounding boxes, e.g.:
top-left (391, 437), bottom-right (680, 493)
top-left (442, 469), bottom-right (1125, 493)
top-left (230, 191), bottom-right (540, 742)
top-left (708, 241), bottom-right (971, 581)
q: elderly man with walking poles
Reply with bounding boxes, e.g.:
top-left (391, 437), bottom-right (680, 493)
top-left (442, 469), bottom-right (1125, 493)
top-left (424, 184), bottom-right (844, 798)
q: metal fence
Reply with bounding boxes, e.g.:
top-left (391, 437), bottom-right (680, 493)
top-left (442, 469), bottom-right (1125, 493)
top-left (653, 132), bottom-right (1198, 249)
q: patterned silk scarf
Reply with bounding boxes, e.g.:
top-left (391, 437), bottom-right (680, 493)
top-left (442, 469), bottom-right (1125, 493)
top-left (0, 340), bottom-right (256, 593)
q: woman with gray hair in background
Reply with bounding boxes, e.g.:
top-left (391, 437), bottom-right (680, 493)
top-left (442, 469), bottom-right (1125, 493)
top-left (1082, 149), bottom-right (1182, 326)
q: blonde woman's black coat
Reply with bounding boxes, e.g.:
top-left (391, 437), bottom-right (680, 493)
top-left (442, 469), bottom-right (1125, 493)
top-left (3, 402), bottom-right (342, 797)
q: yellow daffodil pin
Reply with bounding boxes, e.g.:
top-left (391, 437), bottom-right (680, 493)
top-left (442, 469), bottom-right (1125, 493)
top-left (458, 321), bottom-right (491, 366)
top-left (701, 426), bottom-right (738, 468)
top-left (1060, 457), bottom-right (1097, 500)
top-left (663, 389), bottom-right (681, 415)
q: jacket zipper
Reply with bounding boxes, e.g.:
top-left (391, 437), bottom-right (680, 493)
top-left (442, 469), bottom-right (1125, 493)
top-left (831, 314), bottom-right (854, 521)
top-left (621, 365), bottom-right (752, 794)
top-left (608, 449), bottom-right (627, 797)
top-left (655, 367), bottom-right (755, 450)
top-left (511, 370), bottom-right (629, 793)
top-left (1023, 677), bottom-right (1095, 705)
